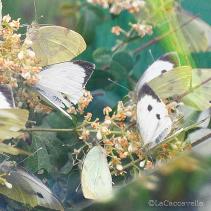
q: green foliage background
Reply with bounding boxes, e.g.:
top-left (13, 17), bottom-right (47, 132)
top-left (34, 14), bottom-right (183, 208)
top-left (1, 0), bottom-right (211, 210)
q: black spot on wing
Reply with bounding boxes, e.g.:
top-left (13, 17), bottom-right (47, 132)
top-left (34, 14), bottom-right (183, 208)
top-left (0, 85), bottom-right (15, 108)
top-left (159, 52), bottom-right (180, 67)
top-left (156, 114), bottom-right (161, 120)
top-left (161, 70), bottom-right (167, 74)
top-left (37, 192), bottom-right (44, 198)
top-left (147, 104), bottom-right (152, 111)
top-left (73, 60), bottom-right (95, 86)
top-left (138, 83), bottom-right (161, 102)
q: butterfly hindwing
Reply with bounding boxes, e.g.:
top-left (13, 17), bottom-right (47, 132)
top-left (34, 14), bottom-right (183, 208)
top-left (137, 84), bottom-right (172, 146)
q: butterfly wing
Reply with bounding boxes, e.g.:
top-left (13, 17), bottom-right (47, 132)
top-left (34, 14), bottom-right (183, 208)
top-left (35, 85), bottom-right (73, 119)
top-left (182, 69), bottom-right (211, 110)
top-left (28, 25), bottom-right (86, 66)
top-left (136, 52), bottom-right (180, 92)
top-left (177, 8), bottom-right (211, 52)
top-left (137, 84), bottom-right (172, 146)
top-left (0, 162), bottom-right (64, 211)
top-left (148, 66), bottom-right (192, 99)
top-left (81, 146), bottom-right (112, 200)
top-left (35, 60), bottom-right (94, 117)
top-left (0, 85), bottom-right (15, 108)
top-left (0, 86), bottom-right (29, 140)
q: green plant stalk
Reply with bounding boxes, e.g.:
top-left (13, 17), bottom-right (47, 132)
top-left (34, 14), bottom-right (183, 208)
top-left (147, 0), bottom-right (195, 66)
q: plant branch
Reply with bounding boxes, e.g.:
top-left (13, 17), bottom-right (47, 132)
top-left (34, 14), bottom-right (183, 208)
top-left (133, 15), bottom-right (197, 55)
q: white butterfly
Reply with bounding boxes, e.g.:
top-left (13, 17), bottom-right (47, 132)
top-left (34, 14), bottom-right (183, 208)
top-left (34, 60), bottom-right (95, 119)
top-left (0, 85), bottom-right (15, 108)
top-left (136, 52), bottom-right (180, 146)
top-left (0, 161), bottom-right (64, 210)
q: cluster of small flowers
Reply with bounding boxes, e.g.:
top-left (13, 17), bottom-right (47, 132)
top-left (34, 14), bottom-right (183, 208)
top-left (87, 0), bottom-right (145, 14)
top-left (67, 90), bottom-right (93, 115)
top-left (0, 15), bottom-right (41, 87)
top-left (78, 99), bottom-right (145, 174)
top-left (111, 23), bottom-right (152, 37)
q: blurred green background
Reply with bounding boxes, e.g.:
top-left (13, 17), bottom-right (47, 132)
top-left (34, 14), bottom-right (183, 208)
top-left (1, 0), bottom-right (211, 210)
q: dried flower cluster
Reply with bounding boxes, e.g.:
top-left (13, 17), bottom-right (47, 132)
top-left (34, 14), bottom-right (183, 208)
top-left (76, 93), bottom-right (191, 174)
top-left (87, 0), bottom-right (152, 41)
top-left (87, 0), bottom-right (145, 14)
top-left (0, 15), bottom-right (41, 87)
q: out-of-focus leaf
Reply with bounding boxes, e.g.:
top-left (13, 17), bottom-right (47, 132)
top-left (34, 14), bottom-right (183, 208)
top-left (83, 153), bottom-right (210, 211)
top-left (0, 109), bottom-right (29, 141)
top-left (0, 143), bottom-right (30, 156)
top-left (60, 153), bottom-right (73, 175)
top-left (0, 0), bottom-right (2, 25)
top-left (182, 68), bottom-right (211, 111)
top-left (78, 5), bottom-right (100, 44)
top-left (81, 146), bottom-right (112, 200)
top-left (177, 7), bottom-right (211, 52)
top-left (93, 48), bottom-right (112, 68)
top-left (112, 51), bottom-right (134, 72)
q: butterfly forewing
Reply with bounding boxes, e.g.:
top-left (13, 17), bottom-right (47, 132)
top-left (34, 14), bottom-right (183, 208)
top-left (136, 52), bottom-right (180, 92)
top-left (35, 60), bottom-right (95, 119)
top-left (148, 66), bottom-right (192, 99)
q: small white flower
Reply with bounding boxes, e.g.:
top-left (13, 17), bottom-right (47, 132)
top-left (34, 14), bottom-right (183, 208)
top-left (116, 164), bottom-right (123, 171)
top-left (27, 49), bottom-right (35, 58)
top-left (18, 51), bottom-right (24, 60)
top-left (96, 130), bottom-right (102, 140)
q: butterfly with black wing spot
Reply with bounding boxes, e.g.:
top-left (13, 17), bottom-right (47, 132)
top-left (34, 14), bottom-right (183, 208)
top-left (0, 161), bottom-right (64, 211)
top-left (135, 52), bottom-right (191, 147)
top-left (34, 60), bottom-right (95, 119)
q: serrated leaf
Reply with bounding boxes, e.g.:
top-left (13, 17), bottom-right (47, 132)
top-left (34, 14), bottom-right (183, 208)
top-left (81, 146), bottom-right (112, 200)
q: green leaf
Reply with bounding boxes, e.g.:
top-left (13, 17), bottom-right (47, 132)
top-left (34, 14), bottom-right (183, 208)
top-left (93, 48), bottom-right (112, 68)
top-left (112, 51), bottom-right (134, 71)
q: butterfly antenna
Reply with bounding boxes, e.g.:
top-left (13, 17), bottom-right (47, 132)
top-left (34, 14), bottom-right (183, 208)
top-left (17, 147), bottom-right (43, 165)
top-left (148, 49), bottom-right (155, 62)
top-left (108, 78), bottom-right (130, 91)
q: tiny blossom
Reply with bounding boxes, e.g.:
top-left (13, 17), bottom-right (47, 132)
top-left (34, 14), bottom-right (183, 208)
top-left (116, 164), bottom-right (124, 171)
top-left (84, 112), bottom-right (92, 121)
top-left (131, 23), bottom-right (153, 37)
top-left (96, 130), bottom-right (103, 140)
top-left (3, 15), bottom-right (11, 23)
top-left (79, 129), bottom-right (90, 141)
top-left (103, 106), bottom-right (112, 116)
top-left (111, 26), bottom-right (122, 36)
